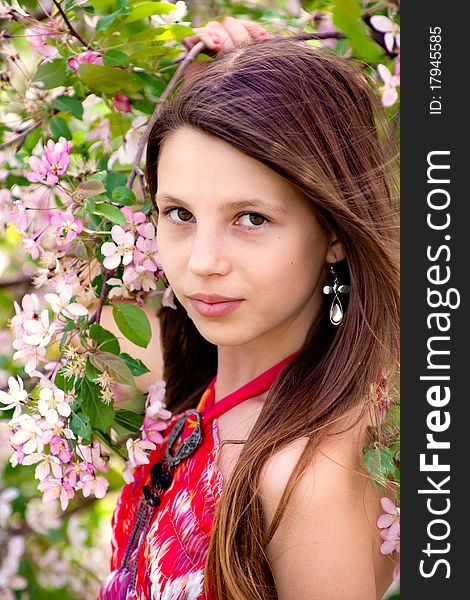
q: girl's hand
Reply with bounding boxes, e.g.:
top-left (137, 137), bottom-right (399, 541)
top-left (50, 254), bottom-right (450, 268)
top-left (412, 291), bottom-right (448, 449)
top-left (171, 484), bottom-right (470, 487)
top-left (182, 15), bottom-right (270, 55)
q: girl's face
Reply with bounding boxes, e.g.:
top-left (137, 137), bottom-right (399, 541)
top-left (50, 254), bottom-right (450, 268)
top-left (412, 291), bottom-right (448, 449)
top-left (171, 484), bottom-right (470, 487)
top-left (155, 127), bottom-right (342, 350)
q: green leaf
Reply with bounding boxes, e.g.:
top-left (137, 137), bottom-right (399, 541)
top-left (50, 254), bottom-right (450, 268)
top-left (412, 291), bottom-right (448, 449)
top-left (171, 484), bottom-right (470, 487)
top-left (70, 411), bottom-right (92, 441)
top-left (364, 446), bottom-right (396, 485)
top-left (103, 49), bottom-right (130, 68)
top-left (93, 203), bottom-right (127, 225)
top-left (89, 351), bottom-right (135, 386)
top-left (112, 186), bottom-right (136, 203)
top-left (130, 46), bottom-right (180, 62)
top-left (85, 357), bottom-right (102, 382)
top-left (123, 1), bottom-right (175, 24)
top-left (54, 368), bottom-right (75, 393)
top-left (89, 323), bottom-right (121, 355)
top-left (134, 70), bottom-right (166, 97)
top-left (119, 352), bottom-right (150, 376)
top-left (22, 127), bottom-right (41, 152)
top-left (95, 5), bottom-right (131, 31)
top-left (112, 303), bottom-right (151, 348)
top-left (107, 112), bottom-right (133, 139)
top-left (80, 378), bottom-right (115, 431)
top-left (105, 171), bottom-right (128, 196)
top-left (153, 24), bottom-right (194, 41)
top-left (50, 116), bottom-right (72, 141)
top-left (332, 0), bottom-right (383, 62)
top-left (32, 59), bottom-right (67, 89)
top-left (52, 95), bottom-right (84, 120)
top-left (79, 64), bottom-right (140, 94)
top-left (114, 409), bottom-right (144, 433)
top-left (75, 179), bottom-right (106, 199)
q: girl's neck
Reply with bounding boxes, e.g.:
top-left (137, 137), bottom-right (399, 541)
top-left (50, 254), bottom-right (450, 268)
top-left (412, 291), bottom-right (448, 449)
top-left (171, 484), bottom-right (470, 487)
top-left (213, 345), bottom-right (302, 404)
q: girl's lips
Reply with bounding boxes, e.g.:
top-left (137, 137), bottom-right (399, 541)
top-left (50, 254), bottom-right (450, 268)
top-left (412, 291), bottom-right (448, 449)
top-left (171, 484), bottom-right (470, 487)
top-left (189, 298), bottom-right (243, 317)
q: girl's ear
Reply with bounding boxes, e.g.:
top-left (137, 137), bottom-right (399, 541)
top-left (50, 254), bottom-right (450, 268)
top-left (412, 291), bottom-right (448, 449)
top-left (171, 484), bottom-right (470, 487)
top-left (326, 233), bottom-right (346, 264)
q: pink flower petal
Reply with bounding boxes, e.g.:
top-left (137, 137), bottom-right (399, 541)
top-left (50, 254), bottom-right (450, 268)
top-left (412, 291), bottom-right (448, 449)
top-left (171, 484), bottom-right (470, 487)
top-left (380, 497), bottom-right (398, 514)
top-left (380, 539), bottom-right (398, 555)
top-left (377, 514), bottom-right (394, 528)
top-left (103, 253), bottom-right (121, 270)
top-left (370, 15), bottom-right (393, 33)
top-left (101, 242), bottom-right (117, 257)
top-left (382, 87), bottom-right (398, 107)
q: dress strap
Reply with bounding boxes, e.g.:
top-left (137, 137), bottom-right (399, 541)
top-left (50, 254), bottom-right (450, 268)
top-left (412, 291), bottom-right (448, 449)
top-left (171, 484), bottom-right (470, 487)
top-left (201, 349), bottom-right (301, 425)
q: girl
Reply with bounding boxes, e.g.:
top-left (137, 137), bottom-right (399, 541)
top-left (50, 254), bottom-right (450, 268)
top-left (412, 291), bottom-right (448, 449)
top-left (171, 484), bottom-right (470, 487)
top-left (98, 16), bottom-right (400, 600)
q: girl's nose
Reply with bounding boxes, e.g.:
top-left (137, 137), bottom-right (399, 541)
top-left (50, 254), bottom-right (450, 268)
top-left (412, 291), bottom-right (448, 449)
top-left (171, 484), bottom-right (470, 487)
top-left (187, 227), bottom-right (231, 277)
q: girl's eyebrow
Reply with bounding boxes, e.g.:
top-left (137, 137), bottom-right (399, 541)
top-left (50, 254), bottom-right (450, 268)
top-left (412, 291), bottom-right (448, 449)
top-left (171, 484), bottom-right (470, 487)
top-left (155, 193), bottom-right (288, 215)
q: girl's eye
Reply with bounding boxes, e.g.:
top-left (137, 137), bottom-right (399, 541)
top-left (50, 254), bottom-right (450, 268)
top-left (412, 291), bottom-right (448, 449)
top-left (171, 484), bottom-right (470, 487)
top-left (164, 207), bottom-right (194, 224)
top-left (162, 207), bottom-right (268, 230)
top-left (237, 213), bottom-right (268, 229)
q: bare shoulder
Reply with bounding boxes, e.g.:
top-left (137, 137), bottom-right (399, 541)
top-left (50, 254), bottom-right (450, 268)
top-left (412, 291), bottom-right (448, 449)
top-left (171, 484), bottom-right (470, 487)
top-left (258, 414), bottom-right (396, 600)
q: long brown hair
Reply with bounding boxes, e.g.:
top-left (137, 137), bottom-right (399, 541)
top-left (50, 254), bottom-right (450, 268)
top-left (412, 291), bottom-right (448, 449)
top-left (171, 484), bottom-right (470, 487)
top-left (145, 35), bottom-right (399, 600)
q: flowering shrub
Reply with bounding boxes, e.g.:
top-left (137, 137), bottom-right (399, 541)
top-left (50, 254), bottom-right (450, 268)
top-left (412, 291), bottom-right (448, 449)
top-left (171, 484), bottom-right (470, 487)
top-left (0, 0), bottom-right (400, 596)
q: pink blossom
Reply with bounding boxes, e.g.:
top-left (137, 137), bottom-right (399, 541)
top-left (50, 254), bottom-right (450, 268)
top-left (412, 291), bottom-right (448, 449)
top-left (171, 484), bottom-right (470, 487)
top-left (121, 206), bottom-right (147, 232)
top-left (10, 414), bottom-right (45, 455)
top-left (25, 156), bottom-right (59, 185)
top-left (101, 225), bottom-right (135, 269)
top-left (134, 235), bottom-right (161, 272)
top-left (377, 63), bottom-right (400, 107)
top-left (49, 436), bottom-right (72, 463)
top-left (44, 283), bottom-right (89, 320)
top-left (395, 53), bottom-right (400, 77)
top-left (22, 235), bottom-right (43, 260)
top-left (37, 475), bottom-right (75, 510)
top-left (25, 18), bottom-right (60, 58)
top-left (147, 380), bottom-right (167, 407)
top-left (126, 438), bottom-right (156, 468)
top-left (0, 376), bottom-right (27, 421)
top-left (113, 93), bottom-right (132, 112)
top-left (38, 387), bottom-right (71, 425)
top-left (370, 15), bottom-right (400, 53)
top-left (123, 438), bottom-right (156, 482)
top-left (43, 137), bottom-right (71, 176)
top-left (312, 11), bottom-right (340, 49)
top-left (10, 200), bottom-right (29, 233)
top-left (22, 309), bottom-right (56, 347)
top-left (162, 285), bottom-right (177, 309)
top-left (67, 51), bottom-right (104, 71)
top-left (107, 272), bottom-right (135, 300)
top-left (49, 211), bottom-right (83, 243)
top-left (377, 497), bottom-right (400, 556)
top-left (11, 339), bottom-right (47, 376)
top-left (141, 416), bottom-right (168, 445)
top-left (141, 381), bottom-right (171, 443)
top-left (76, 440), bottom-right (109, 473)
top-left (85, 115), bottom-right (112, 154)
top-left (137, 221), bottom-right (155, 239)
top-left (22, 453), bottom-right (62, 481)
top-left (124, 265), bottom-right (157, 292)
top-left (25, 137), bottom-right (71, 185)
top-left (81, 473), bottom-right (109, 498)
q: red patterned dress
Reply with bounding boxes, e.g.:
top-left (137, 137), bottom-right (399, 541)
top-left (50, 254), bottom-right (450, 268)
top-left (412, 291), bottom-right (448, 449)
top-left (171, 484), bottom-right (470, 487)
top-left (99, 382), bottom-right (222, 599)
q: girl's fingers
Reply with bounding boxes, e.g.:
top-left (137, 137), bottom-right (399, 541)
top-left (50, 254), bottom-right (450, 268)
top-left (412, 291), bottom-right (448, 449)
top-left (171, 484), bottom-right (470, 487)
top-left (239, 19), bottom-right (270, 40)
top-left (182, 16), bottom-right (270, 53)
top-left (217, 16), bottom-right (254, 47)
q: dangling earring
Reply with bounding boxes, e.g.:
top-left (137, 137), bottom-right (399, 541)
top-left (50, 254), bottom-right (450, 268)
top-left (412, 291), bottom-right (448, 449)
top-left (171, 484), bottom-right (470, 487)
top-left (322, 262), bottom-right (350, 326)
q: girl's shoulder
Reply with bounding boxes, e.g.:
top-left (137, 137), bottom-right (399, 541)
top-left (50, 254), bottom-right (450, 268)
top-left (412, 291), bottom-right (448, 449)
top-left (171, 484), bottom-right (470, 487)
top-left (258, 412), bottom-right (395, 599)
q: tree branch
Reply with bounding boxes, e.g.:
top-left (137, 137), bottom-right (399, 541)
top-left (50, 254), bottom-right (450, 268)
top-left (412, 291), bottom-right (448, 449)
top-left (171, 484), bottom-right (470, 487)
top-left (126, 40), bottom-right (206, 191)
top-left (88, 269), bottom-right (110, 326)
top-left (52, 0), bottom-right (92, 50)
top-left (0, 120), bottom-right (43, 151)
